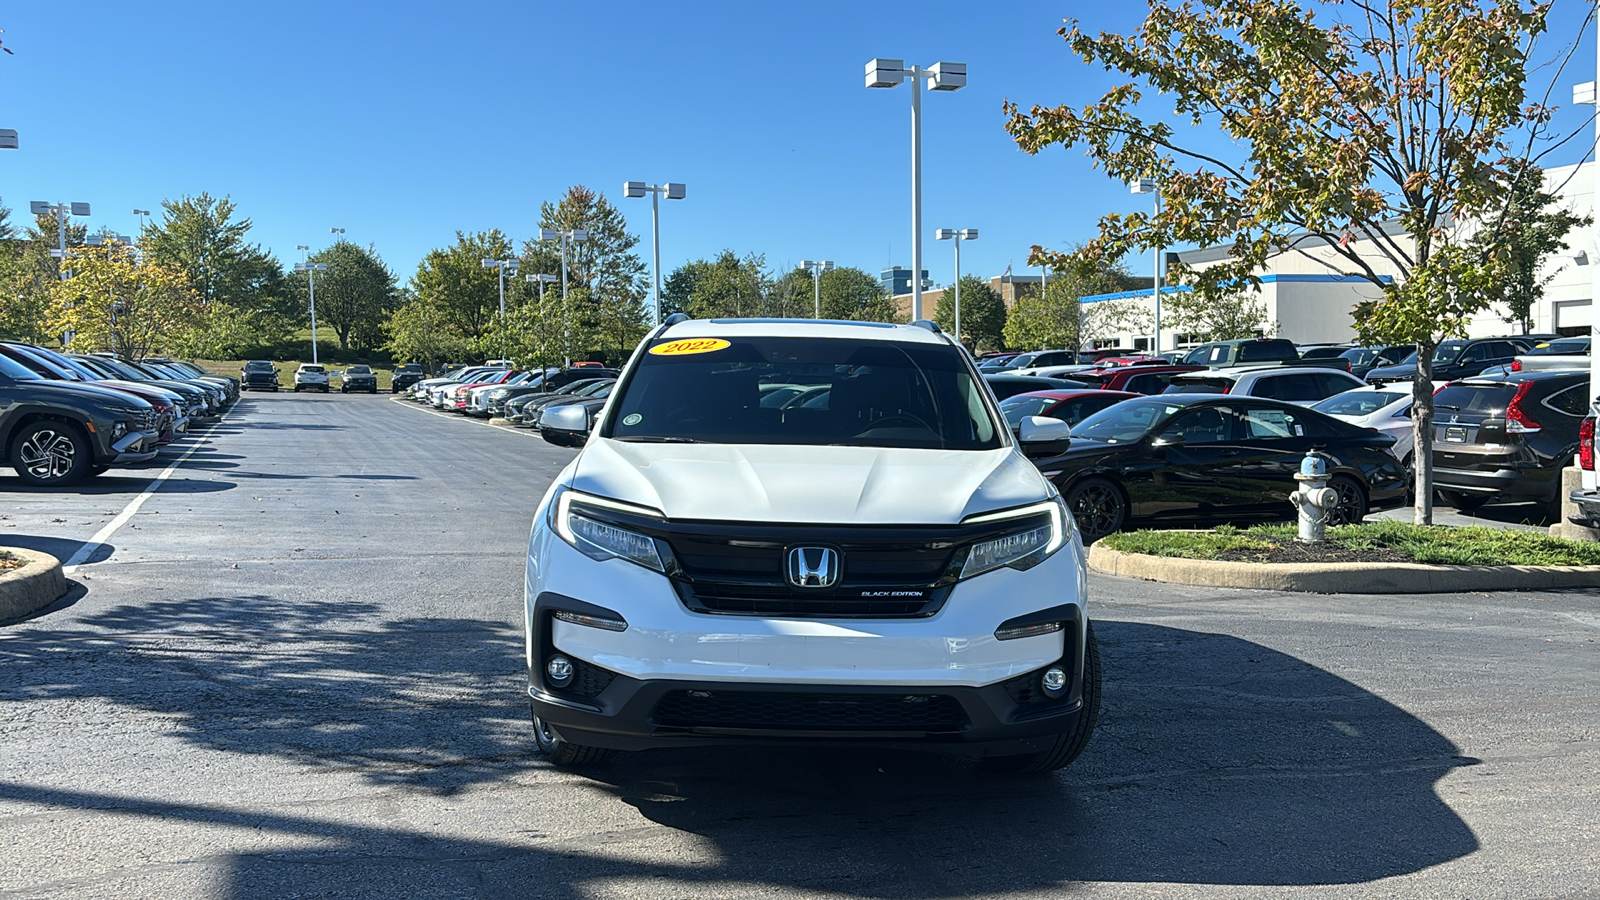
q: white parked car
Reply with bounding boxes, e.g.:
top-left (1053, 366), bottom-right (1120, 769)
top-left (1313, 384), bottom-right (1418, 464)
top-left (1164, 365), bottom-right (1366, 405)
top-left (293, 364), bottom-right (330, 393)
top-left (524, 317), bottom-right (1099, 774)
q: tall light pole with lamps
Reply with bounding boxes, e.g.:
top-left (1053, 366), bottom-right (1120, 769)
top-left (798, 260), bottom-right (834, 318)
top-left (525, 273), bottom-right (558, 371)
top-left (295, 262), bottom-right (327, 365)
top-left (865, 58), bottom-right (966, 322)
top-left (1129, 178), bottom-right (1163, 354)
top-left (934, 229), bottom-right (977, 346)
top-left (30, 201), bottom-right (90, 281)
top-left (623, 181), bottom-right (686, 327)
top-left (481, 257), bottom-right (519, 359)
top-left (540, 227), bottom-right (588, 365)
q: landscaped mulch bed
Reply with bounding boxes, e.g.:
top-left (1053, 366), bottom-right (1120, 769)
top-left (1208, 539), bottom-right (1414, 565)
top-left (0, 551), bottom-right (23, 574)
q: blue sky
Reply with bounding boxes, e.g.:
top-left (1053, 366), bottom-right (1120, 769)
top-left (2, 1), bottom-right (1595, 291)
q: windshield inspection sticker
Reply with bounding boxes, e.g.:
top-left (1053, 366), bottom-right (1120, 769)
top-left (622, 413), bottom-right (643, 426)
top-left (650, 338), bottom-right (729, 356)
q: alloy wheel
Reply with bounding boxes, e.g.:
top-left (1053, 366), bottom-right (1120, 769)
top-left (1329, 478), bottom-right (1365, 526)
top-left (1069, 481), bottom-right (1125, 540)
top-left (18, 428), bottom-right (77, 480)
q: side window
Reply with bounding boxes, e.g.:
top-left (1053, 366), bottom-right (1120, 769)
top-left (1159, 406), bottom-right (1237, 444)
top-left (1250, 375), bottom-right (1288, 400)
top-left (1545, 385), bottom-right (1591, 417)
top-left (1241, 406), bottom-right (1296, 439)
top-left (1124, 374), bottom-right (1158, 395)
top-left (1314, 373), bottom-right (1359, 399)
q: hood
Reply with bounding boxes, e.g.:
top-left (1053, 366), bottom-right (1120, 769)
top-left (1366, 363), bottom-right (1419, 380)
top-left (14, 380), bottom-right (155, 409)
top-left (570, 440), bottom-right (1048, 525)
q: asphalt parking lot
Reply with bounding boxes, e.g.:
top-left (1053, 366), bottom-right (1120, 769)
top-left (1, 392), bottom-right (1595, 899)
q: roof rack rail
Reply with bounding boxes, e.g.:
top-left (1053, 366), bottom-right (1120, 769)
top-left (910, 319), bottom-right (942, 333)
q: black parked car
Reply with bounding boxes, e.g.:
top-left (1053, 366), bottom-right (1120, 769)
top-left (512, 379), bottom-right (617, 427)
top-left (1430, 371), bottom-right (1595, 516)
top-left (0, 350), bottom-right (160, 486)
top-left (983, 374), bottom-right (1089, 401)
top-left (1365, 337), bottom-right (1531, 384)
top-left (1031, 395), bottom-right (1408, 541)
top-left (1339, 345), bottom-right (1412, 379)
top-left (241, 360), bottom-right (280, 391)
top-left (391, 364), bottom-right (426, 393)
top-left (340, 365), bottom-right (378, 393)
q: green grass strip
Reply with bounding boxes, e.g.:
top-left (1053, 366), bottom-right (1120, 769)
top-left (1101, 521), bottom-right (1600, 567)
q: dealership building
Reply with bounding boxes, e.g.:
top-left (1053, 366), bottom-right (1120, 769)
top-left (1068, 162), bottom-right (1595, 351)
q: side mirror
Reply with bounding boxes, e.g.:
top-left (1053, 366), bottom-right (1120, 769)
top-left (540, 404), bottom-right (590, 447)
top-left (1460, 355), bottom-right (1478, 365)
top-left (1151, 433), bottom-right (1187, 449)
top-left (1018, 415), bottom-right (1072, 457)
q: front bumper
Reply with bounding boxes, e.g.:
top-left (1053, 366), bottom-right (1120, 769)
top-left (525, 523), bottom-right (1091, 755)
top-left (108, 429), bottom-right (161, 464)
top-left (1570, 489), bottom-right (1600, 528)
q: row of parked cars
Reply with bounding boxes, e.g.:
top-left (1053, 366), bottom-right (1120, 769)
top-left (0, 342), bottom-right (239, 487)
top-left (239, 361), bottom-right (385, 393)
top-left (397, 363), bottom-right (622, 443)
top-left (978, 335), bottom-right (1597, 533)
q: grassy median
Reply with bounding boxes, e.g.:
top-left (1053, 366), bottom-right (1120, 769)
top-left (1101, 520), bottom-right (1600, 567)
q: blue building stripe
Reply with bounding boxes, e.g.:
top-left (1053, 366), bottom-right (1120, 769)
top-left (1078, 273), bottom-right (1391, 304)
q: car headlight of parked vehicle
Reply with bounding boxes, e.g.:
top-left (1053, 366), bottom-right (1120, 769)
top-left (549, 487), bottom-right (665, 572)
top-left (959, 496), bottom-right (1071, 580)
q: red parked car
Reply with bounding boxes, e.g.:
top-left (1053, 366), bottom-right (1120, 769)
top-left (1091, 364), bottom-right (1207, 395)
top-left (998, 389), bottom-right (1139, 436)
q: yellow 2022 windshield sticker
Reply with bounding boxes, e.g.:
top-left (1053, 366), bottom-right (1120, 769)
top-left (650, 338), bottom-right (730, 356)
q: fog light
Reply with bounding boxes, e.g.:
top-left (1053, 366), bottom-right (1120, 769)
top-left (1041, 667), bottom-right (1068, 694)
top-left (546, 656), bottom-right (574, 687)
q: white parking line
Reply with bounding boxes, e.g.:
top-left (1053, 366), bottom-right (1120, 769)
top-left (63, 413), bottom-right (227, 573)
top-left (388, 396), bottom-right (546, 437)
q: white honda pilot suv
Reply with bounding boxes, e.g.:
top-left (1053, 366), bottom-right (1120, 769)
top-left (525, 317), bottom-right (1100, 773)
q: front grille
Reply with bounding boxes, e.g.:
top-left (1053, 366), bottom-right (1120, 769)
top-left (652, 690), bottom-right (969, 733)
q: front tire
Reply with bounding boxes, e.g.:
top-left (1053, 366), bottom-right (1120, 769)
top-left (1065, 478), bottom-right (1127, 542)
top-left (1327, 475), bottom-right (1367, 526)
top-left (983, 623), bottom-right (1102, 774)
top-left (531, 707), bottom-right (616, 767)
top-left (10, 421), bottom-right (92, 487)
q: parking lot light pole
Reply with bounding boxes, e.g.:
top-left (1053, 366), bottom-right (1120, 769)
top-left (482, 258), bottom-right (519, 359)
top-left (622, 182), bottom-right (686, 327)
top-left (865, 58), bottom-right (966, 322)
top-left (31, 200), bottom-right (90, 281)
top-left (934, 230), bottom-right (976, 345)
top-left (526, 273), bottom-right (559, 372)
top-left (797, 260), bottom-right (834, 318)
top-left (540, 227), bottom-right (589, 366)
top-left (1130, 178), bottom-right (1162, 354)
top-left (294, 262), bottom-right (327, 365)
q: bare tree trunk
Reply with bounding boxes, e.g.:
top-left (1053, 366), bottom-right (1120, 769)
top-left (1411, 342), bottom-right (1436, 526)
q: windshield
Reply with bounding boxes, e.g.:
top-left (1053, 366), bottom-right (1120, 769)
top-left (398, 364), bottom-right (423, 372)
top-left (301, 366), bottom-right (325, 374)
top-left (347, 365), bottom-right (371, 374)
top-left (1313, 390), bottom-right (1407, 417)
top-left (605, 336), bottom-right (1003, 450)
top-left (999, 395), bottom-right (1061, 428)
top-left (1432, 343), bottom-right (1468, 364)
top-left (1072, 397), bottom-right (1191, 443)
top-left (0, 352), bottom-right (42, 381)
top-left (1527, 338), bottom-right (1588, 356)
top-left (245, 361), bottom-right (274, 371)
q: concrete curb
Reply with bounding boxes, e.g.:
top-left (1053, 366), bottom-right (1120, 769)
top-left (0, 548), bottom-right (69, 620)
top-left (488, 417), bottom-right (514, 426)
top-left (1087, 543), bottom-right (1600, 594)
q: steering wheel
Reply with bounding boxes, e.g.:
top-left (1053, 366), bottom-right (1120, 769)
top-left (861, 413), bottom-right (933, 432)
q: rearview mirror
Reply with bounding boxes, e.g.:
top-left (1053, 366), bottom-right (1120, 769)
top-left (1018, 415), bottom-right (1071, 457)
top-left (540, 405), bottom-right (590, 447)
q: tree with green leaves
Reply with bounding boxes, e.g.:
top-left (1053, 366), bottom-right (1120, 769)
top-left (141, 193), bottom-right (292, 321)
top-left (1002, 261), bottom-right (1141, 351)
top-left (1004, 0), bottom-right (1573, 524)
top-left (385, 295), bottom-right (475, 370)
top-left (933, 275), bottom-right (1007, 353)
top-left (664, 251), bottom-right (771, 319)
top-left (1468, 162), bottom-right (1590, 334)
top-left (408, 230), bottom-right (516, 344)
top-left (818, 266), bottom-right (895, 322)
top-left (291, 241), bottom-right (400, 351)
top-left (45, 240), bottom-right (201, 360)
top-left (523, 186), bottom-right (650, 359)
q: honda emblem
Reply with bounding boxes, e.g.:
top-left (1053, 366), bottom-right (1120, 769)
top-left (785, 546), bottom-right (840, 589)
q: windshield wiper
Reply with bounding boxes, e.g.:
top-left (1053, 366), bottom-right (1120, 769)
top-left (613, 435), bottom-right (704, 443)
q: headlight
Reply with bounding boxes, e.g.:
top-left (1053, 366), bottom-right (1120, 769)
top-left (959, 497), bottom-right (1070, 580)
top-left (490, 389), bottom-right (508, 399)
top-left (112, 421), bottom-right (129, 439)
top-left (549, 487), bottom-right (664, 572)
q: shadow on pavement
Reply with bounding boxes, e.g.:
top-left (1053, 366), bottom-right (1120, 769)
top-left (0, 534), bottom-right (111, 564)
top-left (0, 475), bottom-right (234, 495)
top-left (0, 598), bottom-right (1479, 894)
